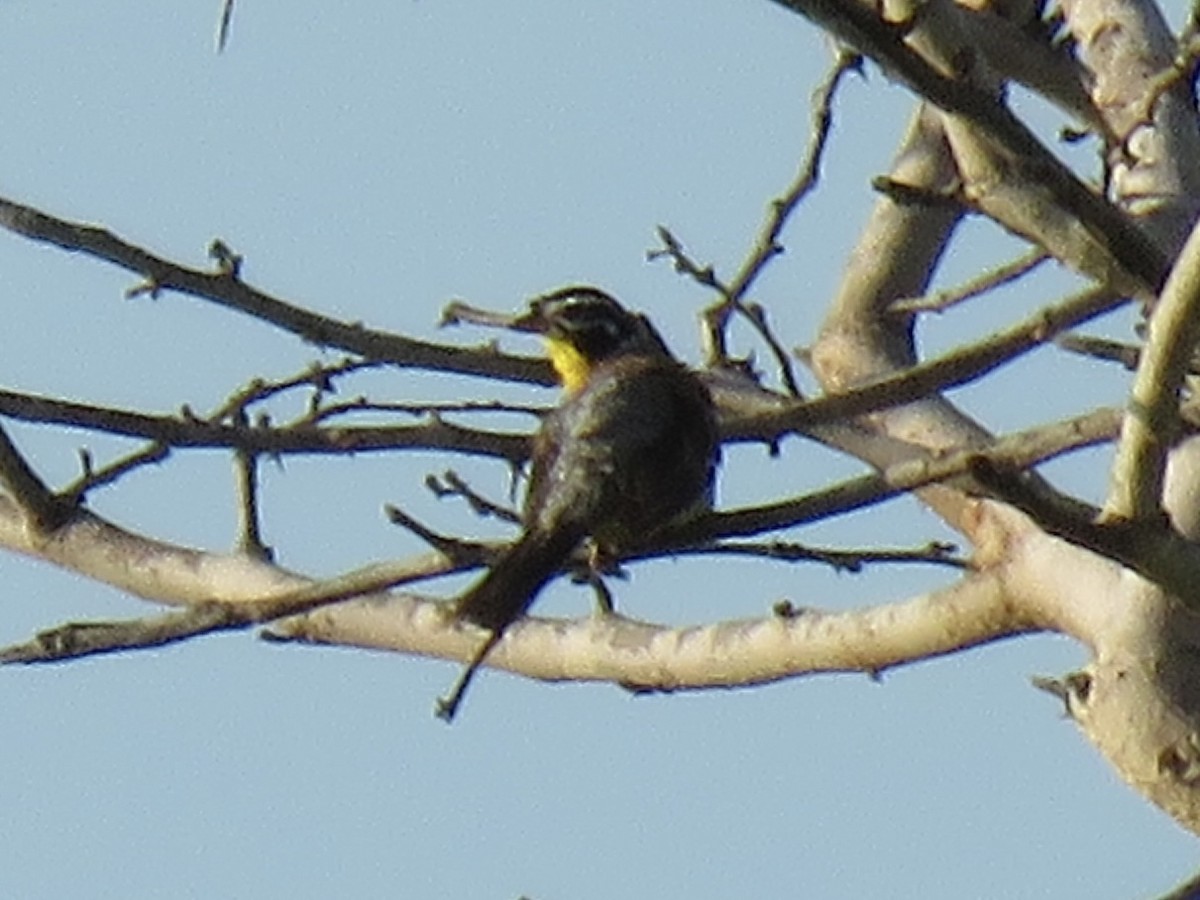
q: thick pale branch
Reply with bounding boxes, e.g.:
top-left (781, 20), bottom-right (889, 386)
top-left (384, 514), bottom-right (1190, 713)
top-left (267, 570), bottom-right (1033, 691)
top-left (1107, 216), bottom-right (1200, 521)
top-left (766, 0), bottom-right (1168, 297)
top-left (1062, 0), bottom-right (1200, 251)
top-left (973, 458), bottom-right (1200, 610)
top-left (0, 553), bottom-right (468, 664)
top-left (0, 422), bottom-right (71, 531)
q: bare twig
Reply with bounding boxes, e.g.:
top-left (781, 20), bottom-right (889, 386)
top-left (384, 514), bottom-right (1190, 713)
top-left (1054, 334), bottom-right (1141, 370)
top-left (651, 227), bottom-right (803, 396)
top-left (62, 442), bottom-right (171, 503)
top-left (207, 358), bottom-right (382, 423)
top-left (312, 398), bottom-right (544, 425)
top-left (693, 539), bottom-right (965, 571)
top-left (0, 553), bottom-right (469, 665)
top-left (215, 0), bottom-right (235, 52)
top-left (651, 51), bottom-right (860, 395)
top-left (0, 195), bottom-right (552, 386)
top-left (385, 504), bottom-right (495, 562)
top-left (649, 226), bottom-right (723, 293)
top-left (235, 448), bottom-right (272, 560)
top-left (743, 285), bottom-right (1125, 436)
top-left (0, 386), bottom-right (531, 463)
top-left (726, 48), bottom-right (863, 304)
top-left (426, 470), bottom-right (521, 524)
top-left (890, 248), bottom-right (1050, 314)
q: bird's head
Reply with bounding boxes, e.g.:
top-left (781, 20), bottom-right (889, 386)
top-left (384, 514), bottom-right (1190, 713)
top-left (515, 286), bottom-right (671, 392)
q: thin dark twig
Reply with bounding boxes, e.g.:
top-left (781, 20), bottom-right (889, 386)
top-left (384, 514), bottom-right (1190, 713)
top-left (0, 386), bottom-right (531, 462)
top-left (208, 358), bottom-right (382, 424)
top-left (1054, 334), bottom-right (1141, 370)
top-left (384, 503), bottom-right (496, 562)
top-left (312, 398), bottom-right (544, 425)
top-left (649, 226), bottom-right (723, 292)
top-left (727, 49), bottom-right (863, 304)
top-left (745, 285), bottom-right (1125, 435)
top-left (426, 470), bottom-right (522, 524)
top-left (695, 539), bottom-right (966, 571)
top-left (651, 52), bottom-right (860, 394)
top-left (0, 195), bottom-right (552, 385)
top-left (436, 630), bottom-right (502, 723)
top-left (62, 442), bottom-right (171, 503)
top-left (651, 228), bottom-right (803, 396)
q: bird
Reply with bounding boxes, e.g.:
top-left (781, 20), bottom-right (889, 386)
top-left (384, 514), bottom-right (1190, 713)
top-left (437, 286), bottom-right (720, 720)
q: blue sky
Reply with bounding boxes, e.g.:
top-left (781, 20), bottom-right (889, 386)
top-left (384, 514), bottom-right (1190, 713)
top-left (0, 1), bottom-right (1195, 897)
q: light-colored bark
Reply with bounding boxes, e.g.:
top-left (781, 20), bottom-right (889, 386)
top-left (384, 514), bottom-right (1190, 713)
top-left (5, 0), bottom-right (1200, 845)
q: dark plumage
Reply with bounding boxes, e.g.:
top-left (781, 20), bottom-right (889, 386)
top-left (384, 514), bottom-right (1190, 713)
top-left (438, 287), bottom-right (719, 720)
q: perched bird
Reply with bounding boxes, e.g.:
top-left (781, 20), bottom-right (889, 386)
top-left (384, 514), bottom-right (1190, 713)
top-left (438, 286), bottom-right (720, 719)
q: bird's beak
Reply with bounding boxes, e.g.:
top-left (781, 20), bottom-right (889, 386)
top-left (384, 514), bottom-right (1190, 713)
top-left (509, 300), bottom-right (550, 334)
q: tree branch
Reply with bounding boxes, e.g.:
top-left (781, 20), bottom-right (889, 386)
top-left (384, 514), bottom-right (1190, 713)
top-left (0, 195), bottom-right (553, 385)
top-left (744, 285), bottom-right (1125, 438)
top-left (0, 421), bottom-right (73, 532)
top-left (889, 248), bottom-right (1048, 315)
top-left (0, 386), bottom-right (530, 463)
top-left (1106, 215), bottom-right (1200, 522)
top-left (766, 0), bottom-right (1168, 297)
top-left (0, 553), bottom-right (468, 664)
top-left (268, 569), bottom-right (1034, 692)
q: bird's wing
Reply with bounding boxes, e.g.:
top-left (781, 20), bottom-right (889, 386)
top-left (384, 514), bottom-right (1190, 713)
top-left (525, 358), bottom-right (717, 538)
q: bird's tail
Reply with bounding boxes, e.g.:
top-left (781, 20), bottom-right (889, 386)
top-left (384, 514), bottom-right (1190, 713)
top-left (456, 527), bottom-right (583, 633)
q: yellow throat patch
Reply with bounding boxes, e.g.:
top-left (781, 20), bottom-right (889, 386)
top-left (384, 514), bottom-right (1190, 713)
top-left (545, 336), bottom-right (592, 394)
